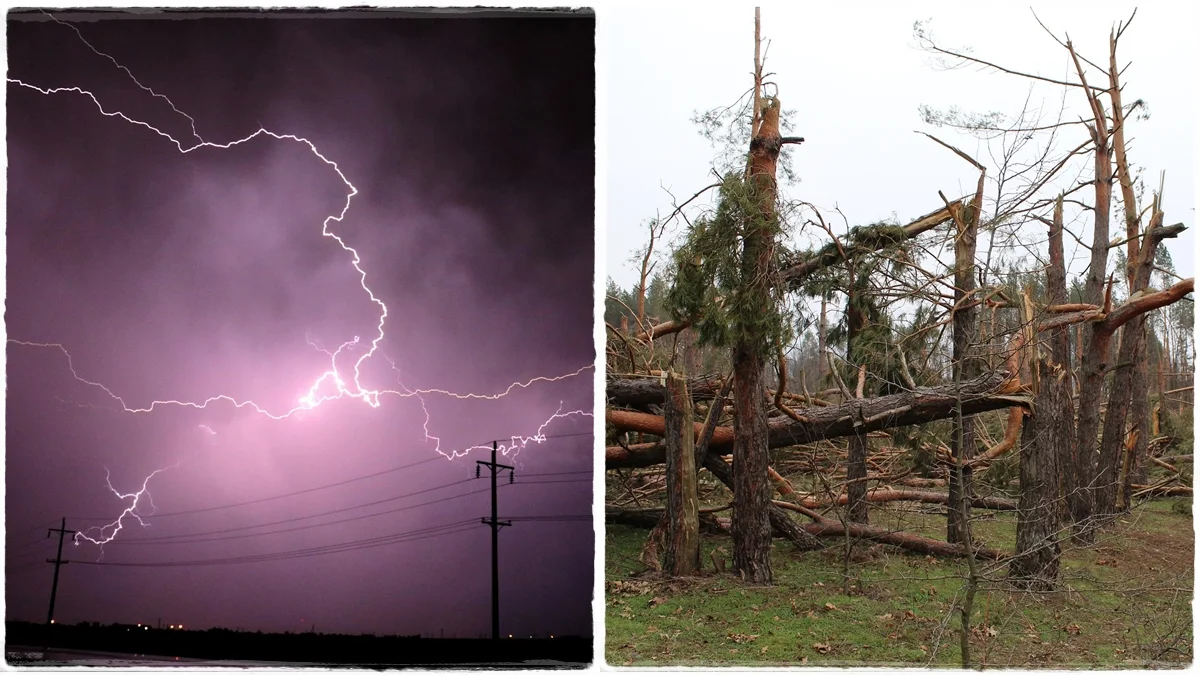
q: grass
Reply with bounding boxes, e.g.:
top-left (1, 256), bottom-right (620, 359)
top-left (605, 498), bottom-right (1193, 668)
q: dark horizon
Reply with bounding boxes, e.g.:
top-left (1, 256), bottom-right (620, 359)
top-left (5, 10), bottom-right (595, 641)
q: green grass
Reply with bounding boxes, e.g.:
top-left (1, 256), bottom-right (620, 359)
top-left (605, 498), bottom-right (1193, 668)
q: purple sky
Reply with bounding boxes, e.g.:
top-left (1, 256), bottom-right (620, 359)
top-left (5, 10), bottom-right (594, 639)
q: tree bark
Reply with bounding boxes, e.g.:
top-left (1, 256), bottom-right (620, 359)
top-left (1009, 360), bottom-right (1068, 590)
top-left (703, 452), bottom-right (823, 551)
top-left (845, 279), bottom-right (869, 525)
top-left (1096, 215), bottom-right (1181, 516)
top-left (605, 369), bottom-right (1023, 468)
top-left (729, 16), bottom-right (782, 584)
top-left (607, 374), bottom-right (724, 408)
top-left (1068, 39), bottom-right (1114, 544)
top-left (663, 371), bottom-right (700, 575)
top-left (770, 502), bottom-right (1005, 561)
top-left (607, 506), bottom-right (1001, 560)
top-left (948, 188), bottom-right (981, 545)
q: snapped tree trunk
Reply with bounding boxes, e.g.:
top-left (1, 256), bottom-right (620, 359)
top-left (1009, 360), bottom-right (1068, 590)
top-left (1096, 212), bottom-right (1179, 516)
top-left (664, 371), bottom-right (700, 576)
top-left (845, 278), bottom-right (869, 525)
top-left (729, 19), bottom-right (784, 583)
top-left (604, 369), bottom-right (1026, 469)
top-left (948, 180), bottom-right (982, 545)
top-left (1068, 40), bottom-right (1114, 544)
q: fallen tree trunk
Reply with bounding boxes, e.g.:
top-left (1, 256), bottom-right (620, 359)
top-left (605, 504), bottom-right (1005, 561)
top-left (606, 507), bottom-right (730, 535)
top-left (607, 370), bottom-right (1026, 468)
top-left (634, 319), bottom-right (691, 342)
top-left (794, 489), bottom-right (1016, 511)
top-left (1131, 484), bottom-right (1192, 498)
top-left (607, 374), bottom-right (724, 407)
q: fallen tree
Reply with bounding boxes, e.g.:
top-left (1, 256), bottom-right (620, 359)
top-left (607, 369), bottom-right (1027, 468)
top-left (607, 373), bottom-right (725, 407)
top-left (605, 502), bottom-right (1005, 561)
top-left (791, 488), bottom-right (1016, 511)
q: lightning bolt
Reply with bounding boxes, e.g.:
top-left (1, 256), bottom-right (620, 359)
top-left (74, 466), bottom-right (175, 554)
top-left (7, 18), bottom-right (592, 422)
top-left (9, 18), bottom-right (593, 545)
top-left (381, 355), bottom-right (591, 461)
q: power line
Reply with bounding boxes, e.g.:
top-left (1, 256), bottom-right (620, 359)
top-left (68, 455), bottom-right (447, 521)
top-left (6, 537), bottom-right (57, 553)
top-left (509, 478), bottom-right (593, 485)
top-left (99, 478), bottom-right (482, 544)
top-left (67, 431), bottom-right (592, 522)
top-left (107, 484), bottom-right (495, 546)
top-left (6, 519), bottom-right (59, 539)
top-left (504, 515), bottom-right (591, 521)
top-left (71, 519), bottom-right (479, 568)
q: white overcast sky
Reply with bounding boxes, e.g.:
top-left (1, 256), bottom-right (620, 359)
top-left (601, 2), bottom-right (1198, 291)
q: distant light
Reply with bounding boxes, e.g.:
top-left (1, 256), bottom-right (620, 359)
top-left (145, 626), bottom-right (149, 630)
top-left (179, 625), bottom-right (184, 630)
top-left (508, 634), bottom-right (513, 638)
top-left (50, 620), bottom-right (55, 624)
top-left (551, 635), bottom-right (555, 639)
top-left (137, 623), bottom-right (142, 627)
top-left (170, 625), bottom-right (175, 629)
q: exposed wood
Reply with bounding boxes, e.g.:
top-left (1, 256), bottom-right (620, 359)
top-left (605, 370), bottom-right (1026, 468)
top-left (607, 504), bottom-right (1005, 561)
top-left (664, 371), bottom-right (700, 576)
top-left (730, 42), bottom-right (782, 580)
top-left (634, 319), bottom-right (691, 342)
top-left (769, 501), bottom-right (1005, 561)
top-left (607, 373), bottom-right (723, 407)
top-left (1097, 216), bottom-right (1187, 516)
top-left (1069, 34), bottom-right (1116, 542)
top-left (966, 407), bottom-right (1024, 468)
top-left (790, 488), bottom-right (1015, 511)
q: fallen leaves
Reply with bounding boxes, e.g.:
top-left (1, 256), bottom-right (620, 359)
top-left (812, 642), bottom-right (832, 654)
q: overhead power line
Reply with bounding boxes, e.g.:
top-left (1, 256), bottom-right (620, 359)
top-left (71, 519), bottom-right (479, 568)
top-left (67, 431), bottom-right (592, 522)
top-left (108, 484), bottom-right (495, 546)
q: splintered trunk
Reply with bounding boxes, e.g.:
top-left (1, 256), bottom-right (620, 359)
top-left (845, 284), bottom-right (869, 524)
top-left (1010, 360), bottom-right (1069, 590)
top-left (1122, 353), bottom-right (1151, 504)
top-left (817, 294), bottom-right (828, 378)
top-left (1097, 318), bottom-right (1144, 515)
top-left (730, 74), bottom-right (783, 584)
top-left (1069, 42), bottom-right (1114, 544)
top-left (948, 195), bottom-right (981, 545)
top-left (664, 371), bottom-right (700, 575)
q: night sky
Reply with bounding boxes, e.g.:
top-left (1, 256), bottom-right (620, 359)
top-left (5, 10), bottom-right (594, 639)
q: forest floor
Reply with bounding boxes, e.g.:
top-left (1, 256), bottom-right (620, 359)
top-left (605, 497), bottom-right (1193, 668)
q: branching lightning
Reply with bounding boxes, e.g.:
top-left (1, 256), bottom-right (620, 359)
top-left (74, 466), bottom-right (175, 552)
top-left (9, 17), bottom-right (593, 544)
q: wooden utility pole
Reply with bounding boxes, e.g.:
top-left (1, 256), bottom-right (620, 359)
top-left (46, 518), bottom-right (75, 626)
top-left (477, 442), bottom-right (512, 640)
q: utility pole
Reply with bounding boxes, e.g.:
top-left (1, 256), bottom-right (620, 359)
top-left (46, 518), bottom-right (75, 626)
top-left (477, 440), bottom-right (512, 640)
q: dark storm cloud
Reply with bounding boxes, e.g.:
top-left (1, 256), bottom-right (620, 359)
top-left (5, 11), bottom-right (594, 640)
